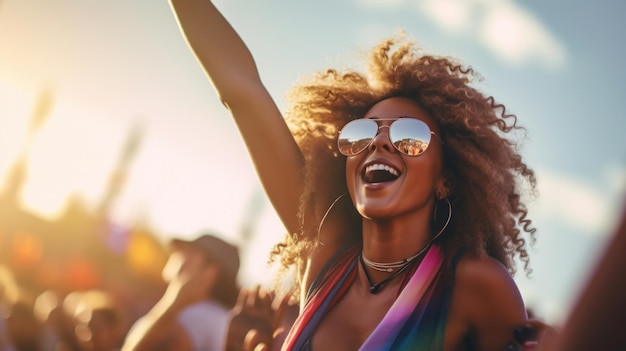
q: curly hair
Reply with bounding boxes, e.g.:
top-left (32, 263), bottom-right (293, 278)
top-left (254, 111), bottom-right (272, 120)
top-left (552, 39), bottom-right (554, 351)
top-left (269, 34), bottom-right (537, 296)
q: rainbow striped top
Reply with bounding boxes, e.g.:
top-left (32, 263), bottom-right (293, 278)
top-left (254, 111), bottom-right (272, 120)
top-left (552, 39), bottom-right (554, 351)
top-left (282, 244), bottom-right (452, 351)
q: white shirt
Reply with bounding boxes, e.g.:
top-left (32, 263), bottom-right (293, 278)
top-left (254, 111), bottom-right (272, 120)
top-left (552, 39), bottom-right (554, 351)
top-left (177, 300), bottom-right (230, 351)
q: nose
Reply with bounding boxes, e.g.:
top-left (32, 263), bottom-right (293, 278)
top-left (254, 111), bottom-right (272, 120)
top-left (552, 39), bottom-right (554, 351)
top-left (368, 125), bottom-right (395, 153)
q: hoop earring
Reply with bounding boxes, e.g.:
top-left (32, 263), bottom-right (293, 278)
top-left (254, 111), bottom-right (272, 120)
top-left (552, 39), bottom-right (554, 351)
top-left (317, 193), bottom-right (348, 245)
top-left (431, 197), bottom-right (452, 242)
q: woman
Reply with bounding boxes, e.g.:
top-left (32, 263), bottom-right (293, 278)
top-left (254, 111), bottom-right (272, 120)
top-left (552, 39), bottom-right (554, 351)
top-left (169, 1), bottom-right (543, 350)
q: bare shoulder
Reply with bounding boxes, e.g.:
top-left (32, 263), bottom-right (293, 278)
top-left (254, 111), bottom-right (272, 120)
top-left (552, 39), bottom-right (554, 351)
top-left (446, 256), bottom-right (527, 351)
top-left (453, 255), bottom-right (526, 317)
top-left (455, 255), bottom-right (522, 299)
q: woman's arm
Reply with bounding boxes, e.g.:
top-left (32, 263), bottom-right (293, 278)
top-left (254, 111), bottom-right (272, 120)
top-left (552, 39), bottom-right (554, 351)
top-left (169, 0), bottom-right (304, 234)
top-left (169, 1), bottom-right (350, 302)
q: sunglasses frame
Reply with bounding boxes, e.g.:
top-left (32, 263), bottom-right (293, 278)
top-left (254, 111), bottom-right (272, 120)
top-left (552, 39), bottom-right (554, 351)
top-left (337, 117), bottom-right (443, 157)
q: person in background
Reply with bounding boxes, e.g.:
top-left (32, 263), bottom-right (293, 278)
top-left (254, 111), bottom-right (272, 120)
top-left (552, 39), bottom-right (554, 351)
top-left (5, 291), bottom-right (43, 351)
top-left (72, 290), bottom-right (127, 351)
top-left (122, 233), bottom-right (240, 351)
top-left (34, 290), bottom-right (83, 351)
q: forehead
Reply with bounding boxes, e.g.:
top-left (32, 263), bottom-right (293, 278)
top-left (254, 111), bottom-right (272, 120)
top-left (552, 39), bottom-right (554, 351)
top-left (364, 97), bottom-right (437, 129)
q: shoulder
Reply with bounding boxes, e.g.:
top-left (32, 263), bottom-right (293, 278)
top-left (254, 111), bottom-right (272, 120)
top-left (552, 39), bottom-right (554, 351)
top-left (301, 244), bottom-right (359, 304)
top-left (452, 255), bottom-right (525, 315)
top-left (454, 255), bottom-right (519, 296)
top-left (300, 214), bottom-right (359, 304)
top-left (448, 255), bottom-right (528, 350)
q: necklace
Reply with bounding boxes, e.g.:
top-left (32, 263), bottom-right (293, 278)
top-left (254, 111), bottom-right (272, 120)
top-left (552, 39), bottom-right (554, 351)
top-left (359, 244), bottom-right (431, 294)
top-left (361, 243), bottom-right (430, 272)
top-left (359, 254), bottom-right (413, 294)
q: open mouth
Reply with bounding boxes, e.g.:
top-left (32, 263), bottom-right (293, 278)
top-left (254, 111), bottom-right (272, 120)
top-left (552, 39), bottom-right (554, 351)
top-left (363, 163), bottom-right (400, 184)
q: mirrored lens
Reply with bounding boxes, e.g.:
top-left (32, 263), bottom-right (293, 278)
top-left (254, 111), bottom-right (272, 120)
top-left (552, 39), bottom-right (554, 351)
top-left (338, 119), bottom-right (378, 156)
top-left (389, 118), bottom-right (432, 156)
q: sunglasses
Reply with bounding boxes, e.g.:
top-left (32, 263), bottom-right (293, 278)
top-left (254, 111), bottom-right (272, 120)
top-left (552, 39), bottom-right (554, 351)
top-left (337, 117), bottom-right (442, 157)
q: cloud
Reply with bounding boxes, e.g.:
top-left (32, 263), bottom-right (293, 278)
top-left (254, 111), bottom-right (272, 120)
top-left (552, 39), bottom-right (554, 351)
top-left (531, 169), bottom-right (619, 235)
top-left (417, 0), bottom-right (566, 69)
top-left (354, 0), bottom-right (407, 9)
top-left (479, 1), bottom-right (565, 68)
top-left (419, 0), bottom-right (473, 32)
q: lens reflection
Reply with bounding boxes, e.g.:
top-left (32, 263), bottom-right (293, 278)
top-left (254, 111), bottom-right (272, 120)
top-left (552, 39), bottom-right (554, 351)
top-left (338, 119), bottom-right (377, 156)
top-left (390, 119), bottom-right (431, 156)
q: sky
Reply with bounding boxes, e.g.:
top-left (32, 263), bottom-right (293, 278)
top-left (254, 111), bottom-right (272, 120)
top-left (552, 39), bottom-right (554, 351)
top-left (0, 0), bottom-right (624, 325)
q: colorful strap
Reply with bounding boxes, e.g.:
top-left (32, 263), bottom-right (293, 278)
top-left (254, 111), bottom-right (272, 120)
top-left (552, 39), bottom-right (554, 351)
top-left (360, 245), bottom-right (443, 350)
top-left (281, 245), bottom-right (359, 351)
top-left (281, 245), bottom-right (443, 351)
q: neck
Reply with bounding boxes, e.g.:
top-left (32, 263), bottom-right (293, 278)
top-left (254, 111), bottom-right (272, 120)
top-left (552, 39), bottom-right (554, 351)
top-left (361, 214), bottom-right (432, 263)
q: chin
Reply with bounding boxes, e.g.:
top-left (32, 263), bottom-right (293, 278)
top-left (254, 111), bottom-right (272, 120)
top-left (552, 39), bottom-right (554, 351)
top-left (356, 202), bottom-right (398, 220)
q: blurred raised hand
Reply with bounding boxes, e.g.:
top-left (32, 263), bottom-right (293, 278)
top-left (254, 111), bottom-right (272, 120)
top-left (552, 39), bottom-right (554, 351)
top-left (226, 286), bottom-right (297, 351)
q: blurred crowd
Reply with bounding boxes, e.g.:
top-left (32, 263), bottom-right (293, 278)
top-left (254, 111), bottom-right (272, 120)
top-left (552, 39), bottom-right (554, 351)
top-left (0, 279), bottom-right (130, 351)
top-left (1, 264), bottom-right (128, 351)
top-left (0, 193), bottom-right (187, 350)
top-left (0, 231), bottom-right (296, 351)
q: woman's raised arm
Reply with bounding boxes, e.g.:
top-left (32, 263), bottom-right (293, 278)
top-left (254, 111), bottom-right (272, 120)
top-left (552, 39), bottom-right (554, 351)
top-left (169, 0), bottom-right (304, 234)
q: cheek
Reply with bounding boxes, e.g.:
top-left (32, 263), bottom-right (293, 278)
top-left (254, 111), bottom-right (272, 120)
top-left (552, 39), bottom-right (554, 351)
top-left (185, 256), bottom-right (205, 271)
top-left (431, 148), bottom-right (446, 180)
top-left (404, 150), bottom-right (445, 190)
top-left (344, 157), bottom-right (360, 193)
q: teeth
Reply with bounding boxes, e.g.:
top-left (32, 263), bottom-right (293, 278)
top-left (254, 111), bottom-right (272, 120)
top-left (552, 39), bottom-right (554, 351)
top-left (365, 163), bottom-right (399, 177)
